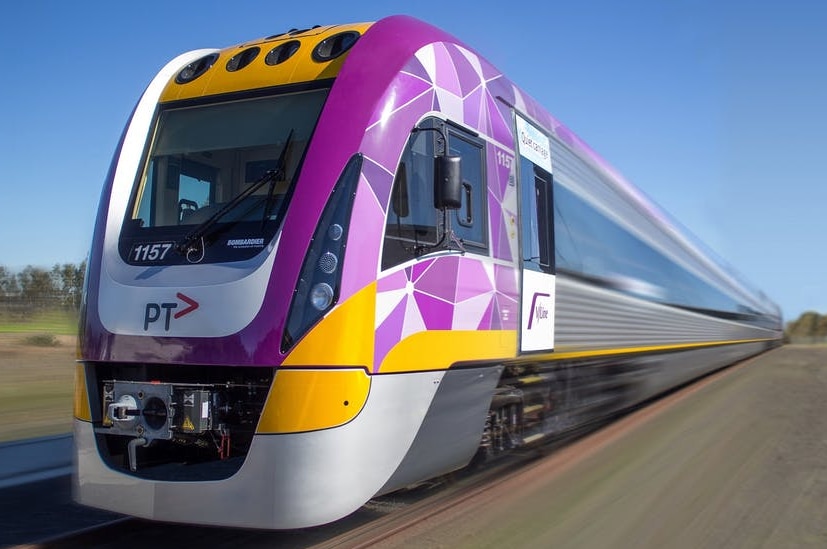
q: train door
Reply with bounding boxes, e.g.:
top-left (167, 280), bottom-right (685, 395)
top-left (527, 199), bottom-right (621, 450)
top-left (515, 114), bottom-right (556, 353)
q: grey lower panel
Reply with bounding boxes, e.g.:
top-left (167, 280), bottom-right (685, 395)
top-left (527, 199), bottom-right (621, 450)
top-left (555, 276), bottom-right (779, 350)
top-left (379, 365), bottom-right (503, 494)
top-left (75, 370), bottom-right (447, 529)
top-left (630, 341), bottom-right (768, 405)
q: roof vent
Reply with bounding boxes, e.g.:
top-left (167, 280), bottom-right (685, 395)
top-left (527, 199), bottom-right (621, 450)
top-left (265, 25), bottom-right (321, 40)
top-left (312, 31), bottom-right (360, 62)
top-left (226, 47), bottom-right (261, 72)
top-left (289, 25), bottom-right (321, 36)
top-left (175, 53), bottom-right (219, 84)
top-left (265, 41), bottom-right (301, 66)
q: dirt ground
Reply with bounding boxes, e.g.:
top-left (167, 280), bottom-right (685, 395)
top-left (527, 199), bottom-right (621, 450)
top-left (372, 345), bottom-right (827, 549)
top-left (0, 333), bottom-right (76, 442)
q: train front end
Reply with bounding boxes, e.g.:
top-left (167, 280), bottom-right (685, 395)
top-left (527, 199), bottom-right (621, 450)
top-left (72, 20), bottom-right (429, 529)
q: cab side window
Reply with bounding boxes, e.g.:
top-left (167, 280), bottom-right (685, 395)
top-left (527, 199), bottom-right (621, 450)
top-left (382, 119), bottom-right (488, 270)
top-left (448, 131), bottom-right (486, 248)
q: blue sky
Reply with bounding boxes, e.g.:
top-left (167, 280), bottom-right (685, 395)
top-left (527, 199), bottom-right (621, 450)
top-left (1, 0), bottom-right (824, 323)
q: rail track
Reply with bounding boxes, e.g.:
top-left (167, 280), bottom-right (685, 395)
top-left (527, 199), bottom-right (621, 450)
top-left (0, 434), bottom-right (71, 489)
top-left (22, 450), bottom-right (546, 549)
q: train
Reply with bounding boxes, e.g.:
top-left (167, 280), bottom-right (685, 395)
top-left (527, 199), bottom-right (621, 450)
top-left (73, 15), bottom-right (782, 529)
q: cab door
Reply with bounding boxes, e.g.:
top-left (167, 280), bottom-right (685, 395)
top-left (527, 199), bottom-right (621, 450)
top-left (515, 114), bottom-right (556, 353)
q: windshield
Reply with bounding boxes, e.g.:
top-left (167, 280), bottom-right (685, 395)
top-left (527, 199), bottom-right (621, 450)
top-left (120, 88), bottom-right (328, 265)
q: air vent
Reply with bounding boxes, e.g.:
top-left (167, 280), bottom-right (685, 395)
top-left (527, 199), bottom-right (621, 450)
top-left (289, 26), bottom-right (320, 36)
top-left (265, 41), bottom-right (301, 66)
top-left (312, 31), bottom-right (360, 62)
top-left (226, 47), bottom-right (261, 72)
top-left (265, 25), bottom-right (321, 40)
top-left (175, 53), bottom-right (219, 84)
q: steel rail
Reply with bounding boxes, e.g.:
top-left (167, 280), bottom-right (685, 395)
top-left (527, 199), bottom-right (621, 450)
top-left (0, 433), bottom-right (71, 489)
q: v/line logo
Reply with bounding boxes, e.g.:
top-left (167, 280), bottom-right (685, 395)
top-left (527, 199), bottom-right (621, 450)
top-left (144, 293), bottom-right (199, 331)
top-left (527, 292), bottom-right (551, 330)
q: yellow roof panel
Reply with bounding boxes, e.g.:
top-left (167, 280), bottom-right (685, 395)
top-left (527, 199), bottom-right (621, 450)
top-left (160, 22), bottom-right (373, 102)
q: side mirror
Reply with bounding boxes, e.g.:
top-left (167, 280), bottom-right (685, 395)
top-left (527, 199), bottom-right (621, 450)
top-left (434, 155), bottom-right (462, 210)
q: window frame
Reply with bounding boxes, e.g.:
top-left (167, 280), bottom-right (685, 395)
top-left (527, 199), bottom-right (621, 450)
top-left (445, 126), bottom-right (488, 251)
top-left (118, 83), bottom-right (331, 266)
top-left (381, 117), bottom-right (490, 271)
top-left (520, 157), bottom-right (555, 275)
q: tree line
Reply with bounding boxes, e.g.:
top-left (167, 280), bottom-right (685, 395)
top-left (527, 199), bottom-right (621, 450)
top-left (0, 261), bottom-right (86, 313)
top-left (785, 311), bottom-right (827, 344)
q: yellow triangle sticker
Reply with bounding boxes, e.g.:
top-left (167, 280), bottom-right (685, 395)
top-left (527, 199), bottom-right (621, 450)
top-left (182, 415), bottom-right (195, 432)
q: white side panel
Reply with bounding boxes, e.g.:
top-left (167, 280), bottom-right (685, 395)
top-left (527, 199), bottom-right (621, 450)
top-left (520, 269), bottom-right (556, 352)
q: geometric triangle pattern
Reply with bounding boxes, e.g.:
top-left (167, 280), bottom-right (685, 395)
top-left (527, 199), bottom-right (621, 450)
top-left (354, 42), bottom-right (542, 372)
top-left (373, 255), bottom-right (518, 371)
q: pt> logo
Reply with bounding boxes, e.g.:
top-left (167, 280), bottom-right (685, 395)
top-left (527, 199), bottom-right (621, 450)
top-left (144, 292), bottom-right (199, 331)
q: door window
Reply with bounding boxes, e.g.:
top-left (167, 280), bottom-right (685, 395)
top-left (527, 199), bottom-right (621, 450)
top-left (520, 156), bottom-right (554, 273)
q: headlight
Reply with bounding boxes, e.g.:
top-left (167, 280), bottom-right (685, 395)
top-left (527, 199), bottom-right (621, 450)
top-left (310, 283), bottom-right (335, 310)
top-left (328, 223), bottom-right (344, 241)
top-left (282, 154), bottom-right (362, 351)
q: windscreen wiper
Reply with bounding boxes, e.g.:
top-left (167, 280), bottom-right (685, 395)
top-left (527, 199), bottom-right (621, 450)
top-left (261, 129), bottom-right (294, 227)
top-left (176, 130), bottom-right (294, 256)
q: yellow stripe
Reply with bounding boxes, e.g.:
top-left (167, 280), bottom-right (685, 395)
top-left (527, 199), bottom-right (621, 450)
top-left (256, 368), bottom-right (370, 434)
top-left (283, 282), bottom-right (376, 368)
top-left (529, 338), bottom-right (776, 363)
top-left (379, 330), bottom-right (517, 373)
top-left (73, 363), bottom-right (91, 422)
top-left (518, 375), bottom-right (545, 384)
top-left (379, 332), bottom-right (775, 372)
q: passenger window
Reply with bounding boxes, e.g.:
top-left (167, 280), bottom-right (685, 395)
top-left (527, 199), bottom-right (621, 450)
top-left (382, 119), bottom-right (488, 270)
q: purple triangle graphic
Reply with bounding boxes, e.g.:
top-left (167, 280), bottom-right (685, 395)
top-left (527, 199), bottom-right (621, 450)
top-left (476, 296), bottom-right (495, 330)
top-left (487, 93), bottom-right (514, 147)
top-left (415, 256), bottom-right (459, 302)
top-left (433, 43), bottom-right (462, 96)
top-left (414, 291), bottom-right (454, 330)
top-left (463, 87), bottom-right (484, 132)
top-left (403, 57), bottom-right (431, 83)
top-left (447, 43), bottom-right (482, 98)
top-left (378, 268), bottom-right (408, 292)
top-left (456, 258), bottom-right (492, 302)
top-left (411, 259), bottom-right (433, 283)
top-left (374, 296), bottom-right (407, 372)
top-left (367, 71), bottom-right (433, 128)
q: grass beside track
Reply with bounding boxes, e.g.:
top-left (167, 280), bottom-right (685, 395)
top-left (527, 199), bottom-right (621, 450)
top-left (0, 311), bottom-right (78, 442)
top-left (0, 309), bottom-right (79, 335)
